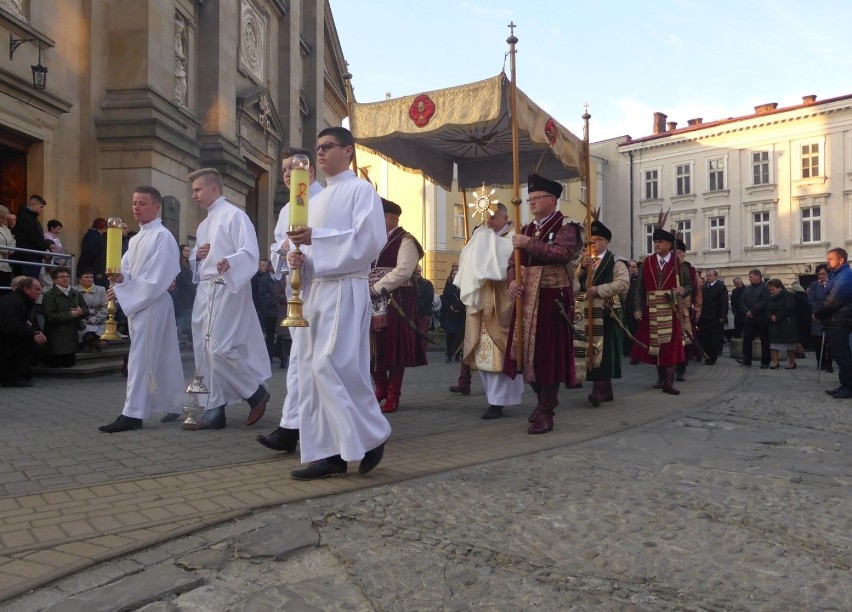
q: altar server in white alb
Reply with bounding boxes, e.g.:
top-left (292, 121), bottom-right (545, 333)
top-left (99, 187), bottom-right (185, 433)
top-left (453, 202), bottom-right (524, 420)
top-left (257, 147), bottom-right (324, 455)
top-left (183, 168), bottom-right (272, 431)
top-left (286, 126), bottom-right (390, 480)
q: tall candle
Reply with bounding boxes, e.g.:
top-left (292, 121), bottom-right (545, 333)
top-left (105, 217), bottom-right (123, 272)
top-left (288, 155), bottom-right (310, 229)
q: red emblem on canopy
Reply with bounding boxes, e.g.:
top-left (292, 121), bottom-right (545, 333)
top-left (409, 94), bottom-right (436, 128)
top-left (544, 118), bottom-right (557, 146)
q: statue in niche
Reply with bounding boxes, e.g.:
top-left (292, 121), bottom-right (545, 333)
top-left (174, 13), bottom-right (188, 106)
top-left (0, 0), bottom-right (26, 20)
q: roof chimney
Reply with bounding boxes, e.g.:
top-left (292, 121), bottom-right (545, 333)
top-left (666, 121), bottom-right (678, 131)
top-left (653, 112), bottom-right (667, 134)
top-left (754, 102), bottom-right (778, 114)
top-left (686, 118), bottom-right (703, 126)
top-left (802, 95), bottom-right (817, 104)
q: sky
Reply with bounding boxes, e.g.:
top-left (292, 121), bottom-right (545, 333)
top-left (329, 0), bottom-right (852, 141)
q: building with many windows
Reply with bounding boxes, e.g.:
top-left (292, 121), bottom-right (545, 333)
top-left (0, 0), bottom-right (348, 256)
top-left (605, 94), bottom-right (852, 286)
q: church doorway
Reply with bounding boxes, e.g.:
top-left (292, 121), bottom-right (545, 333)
top-left (0, 129), bottom-right (30, 213)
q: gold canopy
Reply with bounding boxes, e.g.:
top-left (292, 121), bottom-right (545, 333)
top-left (349, 74), bottom-right (584, 190)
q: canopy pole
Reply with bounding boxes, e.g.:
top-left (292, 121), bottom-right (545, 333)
top-left (462, 189), bottom-right (470, 243)
top-left (582, 106), bottom-right (594, 371)
top-left (507, 22), bottom-right (523, 370)
top-left (343, 66), bottom-right (358, 173)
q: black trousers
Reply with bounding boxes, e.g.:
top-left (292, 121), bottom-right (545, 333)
top-left (812, 333), bottom-right (833, 370)
top-left (742, 319), bottom-right (770, 366)
top-left (698, 318), bottom-right (724, 361)
top-left (0, 338), bottom-right (36, 383)
top-left (824, 327), bottom-right (852, 389)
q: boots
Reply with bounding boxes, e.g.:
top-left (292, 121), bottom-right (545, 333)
top-left (528, 385), bottom-right (557, 434)
top-left (676, 361), bottom-right (687, 382)
top-left (481, 405), bottom-right (504, 420)
top-left (587, 380), bottom-right (605, 407)
top-left (652, 366), bottom-right (665, 389)
top-left (528, 406), bottom-right (554, 434)
top-left (449, 363), bottom-right (471, 394)
top-left (528, 389), bottom-right (543, 422)
top-left (662, 366), bottom-right (680, 395)
top-left (599, 379), bottom-right (614, 402)
top-left (372, 370), bottom-right (388, 403)
top-left (382, 367), bottom-right (404, 413)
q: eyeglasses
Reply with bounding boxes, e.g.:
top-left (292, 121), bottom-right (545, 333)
top-left (315, 142), bottom-right (347, 154)
top-left (527, 195), bottom-right (555, 204)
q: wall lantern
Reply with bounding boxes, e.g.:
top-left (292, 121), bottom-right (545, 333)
top-left (9, 34), bottom-right (47, 90)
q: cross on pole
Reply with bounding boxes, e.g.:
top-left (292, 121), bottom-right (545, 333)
top-left (507, 21), bottom-right (516, 35)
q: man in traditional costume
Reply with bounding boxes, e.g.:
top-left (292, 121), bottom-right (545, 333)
top-left (504, 174), bottom-right (582, 434)
top-left (183, 168), bottom-right (272, 431)
top-left (99, 187), bottom-right (185, 432)
top-left (257, 149), bottom-right (324, 454)
top-left (369, 198), bottom-right (426, 414)
top-left (674, 239), bottom-right (702, 381)
top-left (629, 221), bottom-right (690, 395)
top-left (454, 202), bottom-right (523, 419)
top-left (285, 126), bottom-right (391, 480)
top-left (575, 219), bottom-right (630, 407)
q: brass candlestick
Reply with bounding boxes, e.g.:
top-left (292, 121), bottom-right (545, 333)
top-left (100, 270), bottom-right (122, 341)
top-left (280, 228), bottom-right (309, 328)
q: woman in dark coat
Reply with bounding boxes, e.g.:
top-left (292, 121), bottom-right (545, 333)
top-left (41, 266), bottom-right (88, 367)
top-left (440, 262), bottom-right (465, 363)
top-left (790, 283), bottom-right (811, 356)
top-left (766, 278), bottom-right (797, 369)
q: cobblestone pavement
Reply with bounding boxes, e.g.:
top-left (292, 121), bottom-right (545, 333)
top-left (2, 353), bottom-right (850, 610)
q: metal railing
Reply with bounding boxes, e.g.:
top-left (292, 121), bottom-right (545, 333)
top-left (0, 245), bottom-right (76, 290)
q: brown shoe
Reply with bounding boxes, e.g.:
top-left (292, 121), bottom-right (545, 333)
top-left (246, 391), bottom-right (270, 426)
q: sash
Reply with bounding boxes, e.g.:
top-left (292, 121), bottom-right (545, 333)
top-left (648, 289), bottom-right (674, 356)
top-left (516, 264), bottom-right (571, 382)
top-left (573, 293), bottom-right (604, 381)
top-left (369, 267), bottom-right (389, 330)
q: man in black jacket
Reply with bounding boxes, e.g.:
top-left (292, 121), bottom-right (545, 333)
top-left (738, 269), bottom-right (770, 368)
top-left (698, 269), bottom-right (728, 365)
top-left (10, 195), bottom-right (49, 278)
top-left (0, 277), bottom-right (48, 387)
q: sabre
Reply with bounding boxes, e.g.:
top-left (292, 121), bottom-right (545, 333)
top-left (385, 290), bottom-right (440, 345)
top-left (601, 297), bottom-right (648, 350)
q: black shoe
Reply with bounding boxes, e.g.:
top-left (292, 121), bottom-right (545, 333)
top-left (359, 442), bottom-right (385, 474)
top-left (99, 414), bottom-right (143, 433)
top-left (737, 360), bottom-right (751, 367)
top-left (704, 358), bottom-right (716, 366)
top-left (825, 386), bottom-right (844, 396)
top-left (160, 413), bottom-right (182, 423)
top-left (481, 405), bottom-right (504, 420)
top-left (256, 427), bottom-right (299, 453)
top-left (832, 388), bottom-right (852, 399)
top-left (291, 458), bottom-right (347, 480)
top-left (759, 364), bottom-right (770, 370)
top-left (445, 357), bottom-right (452, 363)
top-left (825, 367), bottom-right (834, 374)
top-left (630, 359), bottom-right (640, 365)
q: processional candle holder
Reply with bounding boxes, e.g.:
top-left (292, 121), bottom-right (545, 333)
top-left (182, 375), bottom-right (209, 424)
top-left (281, 154), bottom-right (311, 328)
top-left (100, 216), bottom-right (123, 341)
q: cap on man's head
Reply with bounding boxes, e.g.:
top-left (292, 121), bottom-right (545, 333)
top-left (676, 239), bottom-right (687, 252)
top-left (381, 198), bottom-right (402, 216)
top-left (652, 227), bottom-right (675, 243)
top-left (528, 173), bottom-right (563, 199)
top-left (590, 220), bottom-right (611, 241)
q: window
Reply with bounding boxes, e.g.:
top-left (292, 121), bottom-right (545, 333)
top-left (709, 216), bottom-right (726, 250)
top-left (801, 143), bottom-right (820, 179)
top-left (676, 220), bottom-right (692, 251)
top-left (675, 164), bottom-right (691, 196)
top-left (801, 205), bottom-right (821, 243)
top-left (453, 204), bottom-right (465, 239)
top-left (644, 223), bottom-right (655, 254)
top-left (752, 151), bottom-right (770, 185)
top-left (643, 169), bottom-right (658, 200)
top-left (753, 211), bottom-right (770, 246)
top-left (708, 158), bottom-right (724, 191)
top-left (580, 182), bottom-right (587, 204)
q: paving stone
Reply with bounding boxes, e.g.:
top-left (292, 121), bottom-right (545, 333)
top-left (234, 520), bottom-right (318, 561)
top-left (176, 549), bottom-right (227, 571)
top-left (42, 565), bottom-right (203, 612)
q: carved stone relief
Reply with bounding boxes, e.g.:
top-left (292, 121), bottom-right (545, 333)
top-left (239, 0), bottom-right (266, 84)
top-left (174, 13), bottom-right (188, 106)
top-left (0, 0), bottom-right (25, 20)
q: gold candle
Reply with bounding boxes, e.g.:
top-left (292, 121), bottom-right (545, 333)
top-left (105, 217), bottom-right (123, 273)
top-left (288, 155), bottom-right (310, 229)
